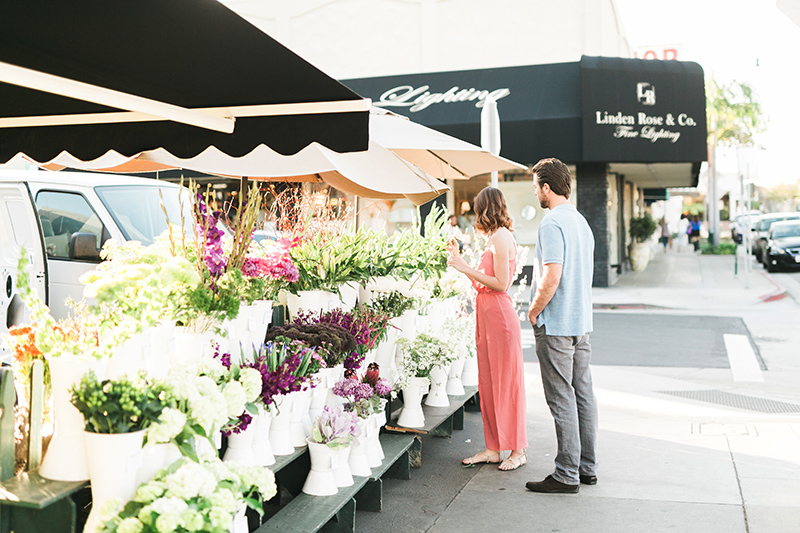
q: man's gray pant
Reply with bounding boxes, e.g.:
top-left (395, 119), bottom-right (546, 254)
top-left (533, 324), bottom-right (598, 485)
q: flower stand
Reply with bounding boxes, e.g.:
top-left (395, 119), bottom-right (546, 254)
top-left (397, 376), bottom-right (429, 428)
top-left (223, 414), bottom-right (259, 466)
top-left (39, 355), bottom-right (103, 482)
top-left (424, 364), bottom-right (450, 408)
top-left (83, 429), bottom-right (146, 533)
top-left (269, 394), bottom-right (295, 456)
top-left (446, 356), bottom-right (467, 396)
top-left (348, 419), bottom-right (371, 477)
top-left (253, 405), bottom-right (276, 466)
top-left (333, 445), bottom-right (354, 487)
top-left (289, 388), bottom-right (312, 448)
top-left (461, 355), bottom-right (479, 387)
top-left (302, 440), bottom-right (339, 496)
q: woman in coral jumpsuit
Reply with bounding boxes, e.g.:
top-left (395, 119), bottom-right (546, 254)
top-left (447, 187), bottom-right (528, 471)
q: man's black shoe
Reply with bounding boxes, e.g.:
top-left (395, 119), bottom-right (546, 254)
top-left (525, 475), bottom-right (579, 494)
top-left (579, 474), bottom-right (597, 485)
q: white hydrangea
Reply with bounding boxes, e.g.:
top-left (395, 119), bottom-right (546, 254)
top-left (164, 462), bottom-right (218, 500)
top-left (117, 517), bottom-right (145, 533)
top-left (238, 367), bottom-right (262, 402)
top-left (146, 407), bottom-right (187, 444)
top-left (222, 381), bottom-right (246, 419)
top-left (207, 488), bottom-right (239, 513)
top-left (148, 496), bottom-right (189, 516)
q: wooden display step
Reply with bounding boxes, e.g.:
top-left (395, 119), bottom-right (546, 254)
top-left (385, 386), bottom-right (479, 438)
top-left (256, 433), bottom-right (415, 533)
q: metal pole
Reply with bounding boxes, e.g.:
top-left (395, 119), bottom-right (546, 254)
top-left (743, 171), bottom-right (752, 290)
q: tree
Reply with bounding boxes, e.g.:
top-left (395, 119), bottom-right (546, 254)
top-left (705, 76), bottom-right (766, 245)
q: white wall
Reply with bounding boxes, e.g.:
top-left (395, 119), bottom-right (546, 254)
top-left (220, 0), bottom-right (632, 78)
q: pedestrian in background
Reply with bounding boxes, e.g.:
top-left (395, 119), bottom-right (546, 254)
top-left (525, 158), bottom-right (598, 494)
top-left (690, 215), bottom-right (702, 251)
top-left (660, 217), bottom-right (670, 252)
top-left (677, 213), bottom-right (690, 252)
top-left (447, 187), bottom-right (528, 472)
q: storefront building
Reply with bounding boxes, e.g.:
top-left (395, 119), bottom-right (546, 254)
top-left (344, 56), bottom-right (707, 286)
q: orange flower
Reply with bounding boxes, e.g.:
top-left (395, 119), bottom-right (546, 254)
top-left (7, 325), bottom-right (42, 363)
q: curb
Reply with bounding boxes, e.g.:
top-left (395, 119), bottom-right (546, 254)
top-left (758, 270), bottom-right (788, 302)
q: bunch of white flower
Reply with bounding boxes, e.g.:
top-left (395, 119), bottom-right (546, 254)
top-left (239, 367), bottom-right (263, 402)
top-left (395, 333), bottom-right (455, 390)
top-left (145, 407), bottom-right (187, 444)
top-left (166, 367), bottom-right (228, 436)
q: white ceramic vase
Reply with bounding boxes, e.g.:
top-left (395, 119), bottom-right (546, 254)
top-left (286, 290), bottom-right (336, 320)
top-left (333, 445), bottom-right (354, 487)
top-left (446, 356), bottom-right (467, 396)
top-left (252, 405), bottom-right (275, 466)
top-left (136, 442), bottom-right (174, 487)
top-left (425, 364), bottom-right (451, 408)
top-left (338, 281), bottom-right (359, 311)
top-left (269, 395), bottom-right (295, 456)
top-left (144, 322), bottom-right (175, 379)
top-left (105, 329), bottom-right (149, 380)
top-left (397, 376), bottom-right (429, 428)
top-left (309, 366), bottom-right (340, 420)
top-left (83, 429), bottom-right (146, 533)
top-left (397, 309), bottom-right (418, 341)
top-left (373, 325), bottom-right (399, 384)
top-left (223, 414), bottom-right (258, 466)
top-left (39, 355), bottom-right (103, 482)
top-left (348, 418), bottom-right (371, 477)
top-left (302, 440), bottom-right (339, 496)
top-left (248, 299), bottom-right (273, 350)
top-left (461, 355), bottom-right (479, 387)
top-left (171, 328), bottom-right (212, 365)
top-left (289, 388), bottom-right (312, 448)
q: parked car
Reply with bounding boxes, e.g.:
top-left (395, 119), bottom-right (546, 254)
top-left (730, 210), bottom-right (761, 244)
top-left (762, 220), bottom-right (800, 272)
top-left (752, 212), bottom-right (800, 262)
top-left (1, 169), bottom-right (194, 348)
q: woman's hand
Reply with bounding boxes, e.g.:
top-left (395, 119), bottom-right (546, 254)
top-left (447, 239), bottom-right (469, 272)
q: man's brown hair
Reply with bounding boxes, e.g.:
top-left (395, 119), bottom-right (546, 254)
top-left (532, 158), bottom-right (571, 199)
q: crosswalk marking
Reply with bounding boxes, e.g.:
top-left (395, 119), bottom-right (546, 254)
top-left (723, 334), bottom-right (764, 382)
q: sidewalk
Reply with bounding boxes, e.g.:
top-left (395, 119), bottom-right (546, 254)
top-left (358, 245), bottom-right (800, 533)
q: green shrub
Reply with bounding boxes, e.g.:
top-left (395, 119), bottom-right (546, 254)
top-left (629, 212), bottom-right (658, 243)
top-left (700, 242), bottom-right (737, 255)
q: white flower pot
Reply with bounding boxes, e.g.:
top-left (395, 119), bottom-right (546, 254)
top-left (269, 395), bottom-right (295, 456)
top-left (39, 355), bottom-right (104, 482)
top-left (171, 328), bottom-right (212, 365)
top-left (223, 414), bottom-right (258, 466)
top-left (289, 388), bottom-right (312, 448)
top-left (428, 300), bottom-right (448, 333)
top-left (83, 429), bottom-right (146, 533)
top-left (368, 413), bottom-right (385, 462)
top-left (446, 356), bottom-right (467, 396)
top-left (348, 418), bottom-right (371, 477)
top-left (397, 376), bottom-right (429, 428)
top-left (333, 445), bottom-right (354, 487)
top-left (302, 439), bottom-right (339, 496)
top-left (248, 299), bottom-right (273, 350)
top-left (357, 284), bottom-right (373, 307)
top-left (461, 355), bottom-right (479, 387)
top-left (135, 442), bottom-right (172, 487)
top-left (105, 329), bottom-right (149, 380)
top-left (363, 414), bottom-right (382, 468)
top-left (144, 322), bottom-right (175, 379)
top-left (309, 367), bottom-right (340, 420)
top-left (425, 364), bottom-right (451, 408)
top-left (286, 290), bottom-right (337, 320)
top-left (398, 309), bottom-right (418, 340)
top-left (373, 332), bottom-right (398, 385)
top-left (252, 405), bottom-right (275, 466)
top-left (338, 282), bottom-right (359, 311)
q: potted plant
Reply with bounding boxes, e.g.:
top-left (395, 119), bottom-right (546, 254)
top-left (629, 212), bottom-right (658, 271)
top-left (395, 333), bottom-right (454, 427)
top-left (303, 405), bottom-right (361, 495)
top-left (70, 371), bottom-right (176, 533)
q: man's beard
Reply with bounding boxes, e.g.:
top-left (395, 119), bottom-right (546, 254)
top-left (538, 197), bottom-right (549, 209)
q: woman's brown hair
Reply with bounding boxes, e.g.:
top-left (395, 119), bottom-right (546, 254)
top-left (473, 187), bottom-right (513, 234)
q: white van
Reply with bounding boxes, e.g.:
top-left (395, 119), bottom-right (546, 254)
top-left (1, 170), bottom-right (193, 349)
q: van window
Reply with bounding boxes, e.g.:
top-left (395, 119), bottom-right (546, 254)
top-left (35, 191), bottom-right (108, 260)
top-left (95, 184), bottom-right (194, 245)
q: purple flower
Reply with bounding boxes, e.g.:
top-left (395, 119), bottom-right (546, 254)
top-left (333, 379), bottom-right (373, 402)
top-left (374, 378), bottom-right (392, 397)
top-left (222, 411), bottom-right (253, 437)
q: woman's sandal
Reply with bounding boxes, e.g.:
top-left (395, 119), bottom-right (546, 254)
top-left (498, 450), bottom-right (527, 471)
top-left (461, 451), bottom-right (501, 468)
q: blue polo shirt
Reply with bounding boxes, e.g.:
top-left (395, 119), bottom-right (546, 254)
top-left (532, 204), bottom-right (594, 336)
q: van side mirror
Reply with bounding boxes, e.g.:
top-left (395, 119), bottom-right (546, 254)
top-left (69, 233), bottom-right (101, 261)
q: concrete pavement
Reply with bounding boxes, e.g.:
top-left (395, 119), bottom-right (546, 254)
top-left (356, 244), bottom-right (800, 533)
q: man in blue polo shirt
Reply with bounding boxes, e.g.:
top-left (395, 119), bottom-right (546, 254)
top-left (525, 158), bottom-right (598, 494)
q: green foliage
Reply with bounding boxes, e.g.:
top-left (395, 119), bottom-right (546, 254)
top-left (700, 242), bottom-right (737, 255)
top-left (706, 77), bottom-right (766, 147)
top-left (629, 212), bottom-right (658, 243)
top-left (70, 371), bottom-right (174, 434)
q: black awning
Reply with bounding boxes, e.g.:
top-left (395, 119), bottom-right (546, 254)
top-left (0, 0), bottom-right (369, 163)
top-left (580, 56), bottom-right (708, 164)
top-left (343, 57), bottom-right (707, 173)
top-left (343, 62), bottom-right (583, 165)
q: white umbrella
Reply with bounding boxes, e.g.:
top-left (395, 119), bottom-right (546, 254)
top-left (369, 107), bottom-right (525, 181)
